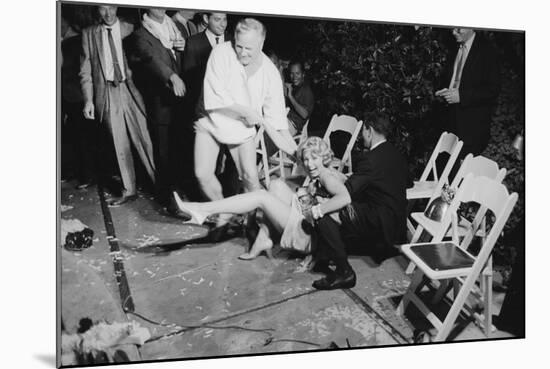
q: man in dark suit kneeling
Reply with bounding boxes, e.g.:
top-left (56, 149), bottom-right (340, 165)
top-left (311, 113), bottom-right (409, 290)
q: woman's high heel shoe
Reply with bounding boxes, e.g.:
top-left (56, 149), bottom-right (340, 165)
top-left (172, 192), bottom-right (208, 225)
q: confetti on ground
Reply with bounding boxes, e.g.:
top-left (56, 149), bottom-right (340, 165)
top-left (208, 281), bottom-right (213, 287)
top-left (192, 277), bottom-right (205, 285)
top-left (195, 306), bottom-right (203, 311)
top-left (282, 288), bottom-right (293, 295)
top-left (136, 234), bottom-right (161, 248)
top-left (61, 204), bottom-right (74, 212)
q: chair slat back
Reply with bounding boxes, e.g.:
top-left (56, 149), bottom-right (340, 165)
top-left (429, 154), bottom-right (507, 203)
top-left (450, 154), bottom-right (507, 189)
top-left (434, 174), bottom-right (517, 248)
top-left (419, 132), bottom-right (462, 182)
top-left (322, 114), bottom-right (360, 142)
top-left (322, 114), bottom-right (363, 173)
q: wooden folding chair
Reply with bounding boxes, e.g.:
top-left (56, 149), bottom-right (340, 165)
top-left (397, 174), bottom-right (518, 341)
top-left (406, 132), bottom-right (463, 236)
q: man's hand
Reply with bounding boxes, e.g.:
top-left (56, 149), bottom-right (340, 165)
top-left (435, 88), bottom-right (460, 104)
top-left (169, 74), bottom-right (186, 97)
top-left (83, 101), bottom-right (95, 120)
top-left (240, 111), bottom-right (264, 127)
top-left (284, 83), bottom-right (292, 98)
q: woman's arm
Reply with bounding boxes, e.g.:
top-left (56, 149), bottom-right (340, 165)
top-left (317, 171), bottom-right (352, 215)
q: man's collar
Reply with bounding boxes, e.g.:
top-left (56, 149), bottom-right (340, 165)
top-left (461, 32), bottom-right (476, 49)
top-left (102, 19), bottom-right (120, 30)
top-left (369, 139), bottom-right (387, 151)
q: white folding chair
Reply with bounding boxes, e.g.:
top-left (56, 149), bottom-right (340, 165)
top-left (406, 132), bottom-right (463, 236)
top-left (397, 174), bottom-right (518, 341)
top-left (322, 114), bottom-right (363, 175)
top-left (405, 154), bottom-right (507, 335)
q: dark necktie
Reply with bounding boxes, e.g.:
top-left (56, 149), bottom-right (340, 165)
top-left (106, 28), bottom-right (123, 86)
top-left (215, 37), bottom-right (219, 44)
top-left (452, 44), bottom-right (466, 89)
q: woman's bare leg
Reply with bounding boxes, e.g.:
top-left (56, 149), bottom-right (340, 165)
top-left (176, 190), bottom-right (290, 233)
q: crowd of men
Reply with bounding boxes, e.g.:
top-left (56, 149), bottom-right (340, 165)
top-left (61, 5), bottom-right (502, 292)
top-left (61, 5), bottom-right (315, 209)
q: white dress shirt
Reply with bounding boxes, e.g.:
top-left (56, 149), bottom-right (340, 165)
top-left (205, 29), bottom-right (224, 48)
top-left (449, 32), bottom-right (475, 89)
top-left (101, 20), bottom-right (127, 81)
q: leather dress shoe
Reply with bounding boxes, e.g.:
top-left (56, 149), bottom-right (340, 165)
top-left (312, 260), bottom-right (333, 275)
top-left (312, 268), bottom-right (356, 290)
top-left (108, 194), bottom-right (138, 207)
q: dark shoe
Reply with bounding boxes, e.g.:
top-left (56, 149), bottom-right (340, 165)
top-left (312, 260), bottom-right (333, 275)
top-left (312, 269), bottom-right (356, 290)
top-left (108, 194), bottom-right (138, 207)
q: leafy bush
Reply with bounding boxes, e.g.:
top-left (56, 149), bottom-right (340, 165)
top-left (298, 21), bottom-right (524, 267)
top-left (299, 22), bottom-right (450, 176)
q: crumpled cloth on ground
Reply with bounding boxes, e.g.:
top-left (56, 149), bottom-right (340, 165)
top-left (61, 321), bottom-right (150, 364)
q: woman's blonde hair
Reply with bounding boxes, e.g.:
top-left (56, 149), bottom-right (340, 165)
top-left (297, 136), bottom-right (334, 167)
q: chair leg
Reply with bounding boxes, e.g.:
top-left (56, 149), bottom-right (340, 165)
top-left (483, 257), bottom-right (493, 337)
top-left (405, 226), bottom-right (427, 275)
top-left (431, 280), bottom-right (452, 304)
top-left (434, 274), bottom-right (478, 341)
top-left (398, 269), bottom-right (424, 315)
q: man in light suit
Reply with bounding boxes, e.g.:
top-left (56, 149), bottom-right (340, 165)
top-left (435, 28), bottom-right (500, 158)
top-left (80, 5), bottom-right (156, 206)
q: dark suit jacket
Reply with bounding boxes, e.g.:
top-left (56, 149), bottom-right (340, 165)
top-left (80, 22), bottom-right (146, 123)
top-left (129, 26), bottom-right (184, 126)
top-left (439, 34), bottom-right (501, 154)
top-left (182, 32), bottom-right (213, 120)
top-left (344, 141), bottom-right (409, 250)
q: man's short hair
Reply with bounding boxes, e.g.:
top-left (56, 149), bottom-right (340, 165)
top-left (363, 112), bottom-right (393, 138)
top-left (234, 18), bottom-right (266, 40)
top-left (288, 60), bottom-right (305, 72)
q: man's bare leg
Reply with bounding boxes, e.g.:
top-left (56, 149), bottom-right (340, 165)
top-left (194, 130), bottom-right (223, 201)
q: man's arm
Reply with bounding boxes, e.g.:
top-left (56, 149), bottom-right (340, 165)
top-left (261, 122), bottom-right (298, 156)
top-left (79, 29), bottom-right (95, 119)
top-left (132, 33), bottom-right (185, 97)
top-left (459, 43), bottom-right (501, 107)
top-left (285, 84), bottom-right (314, 120)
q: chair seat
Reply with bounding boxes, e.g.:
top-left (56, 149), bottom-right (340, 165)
top-left (411, 212), bottom-right (484, 239)
top-left (401, 242), bottom-right (475, 280)
top-left (407, 180), bottom-right (438, 200)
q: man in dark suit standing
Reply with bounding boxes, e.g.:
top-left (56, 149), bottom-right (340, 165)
top-left (130, 8), bottom-right (186, 207)
top-left (171, 9), bottom-right (198, 40)
top-left (311, 113), bottom-right (409, 290)
top-left (435, 28), bottom-right (500, 158)
top-left (80, 5), bottom-right (156, 206)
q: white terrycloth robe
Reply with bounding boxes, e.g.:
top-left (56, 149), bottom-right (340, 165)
top-left (197, 41), bottom-right (288, 144)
